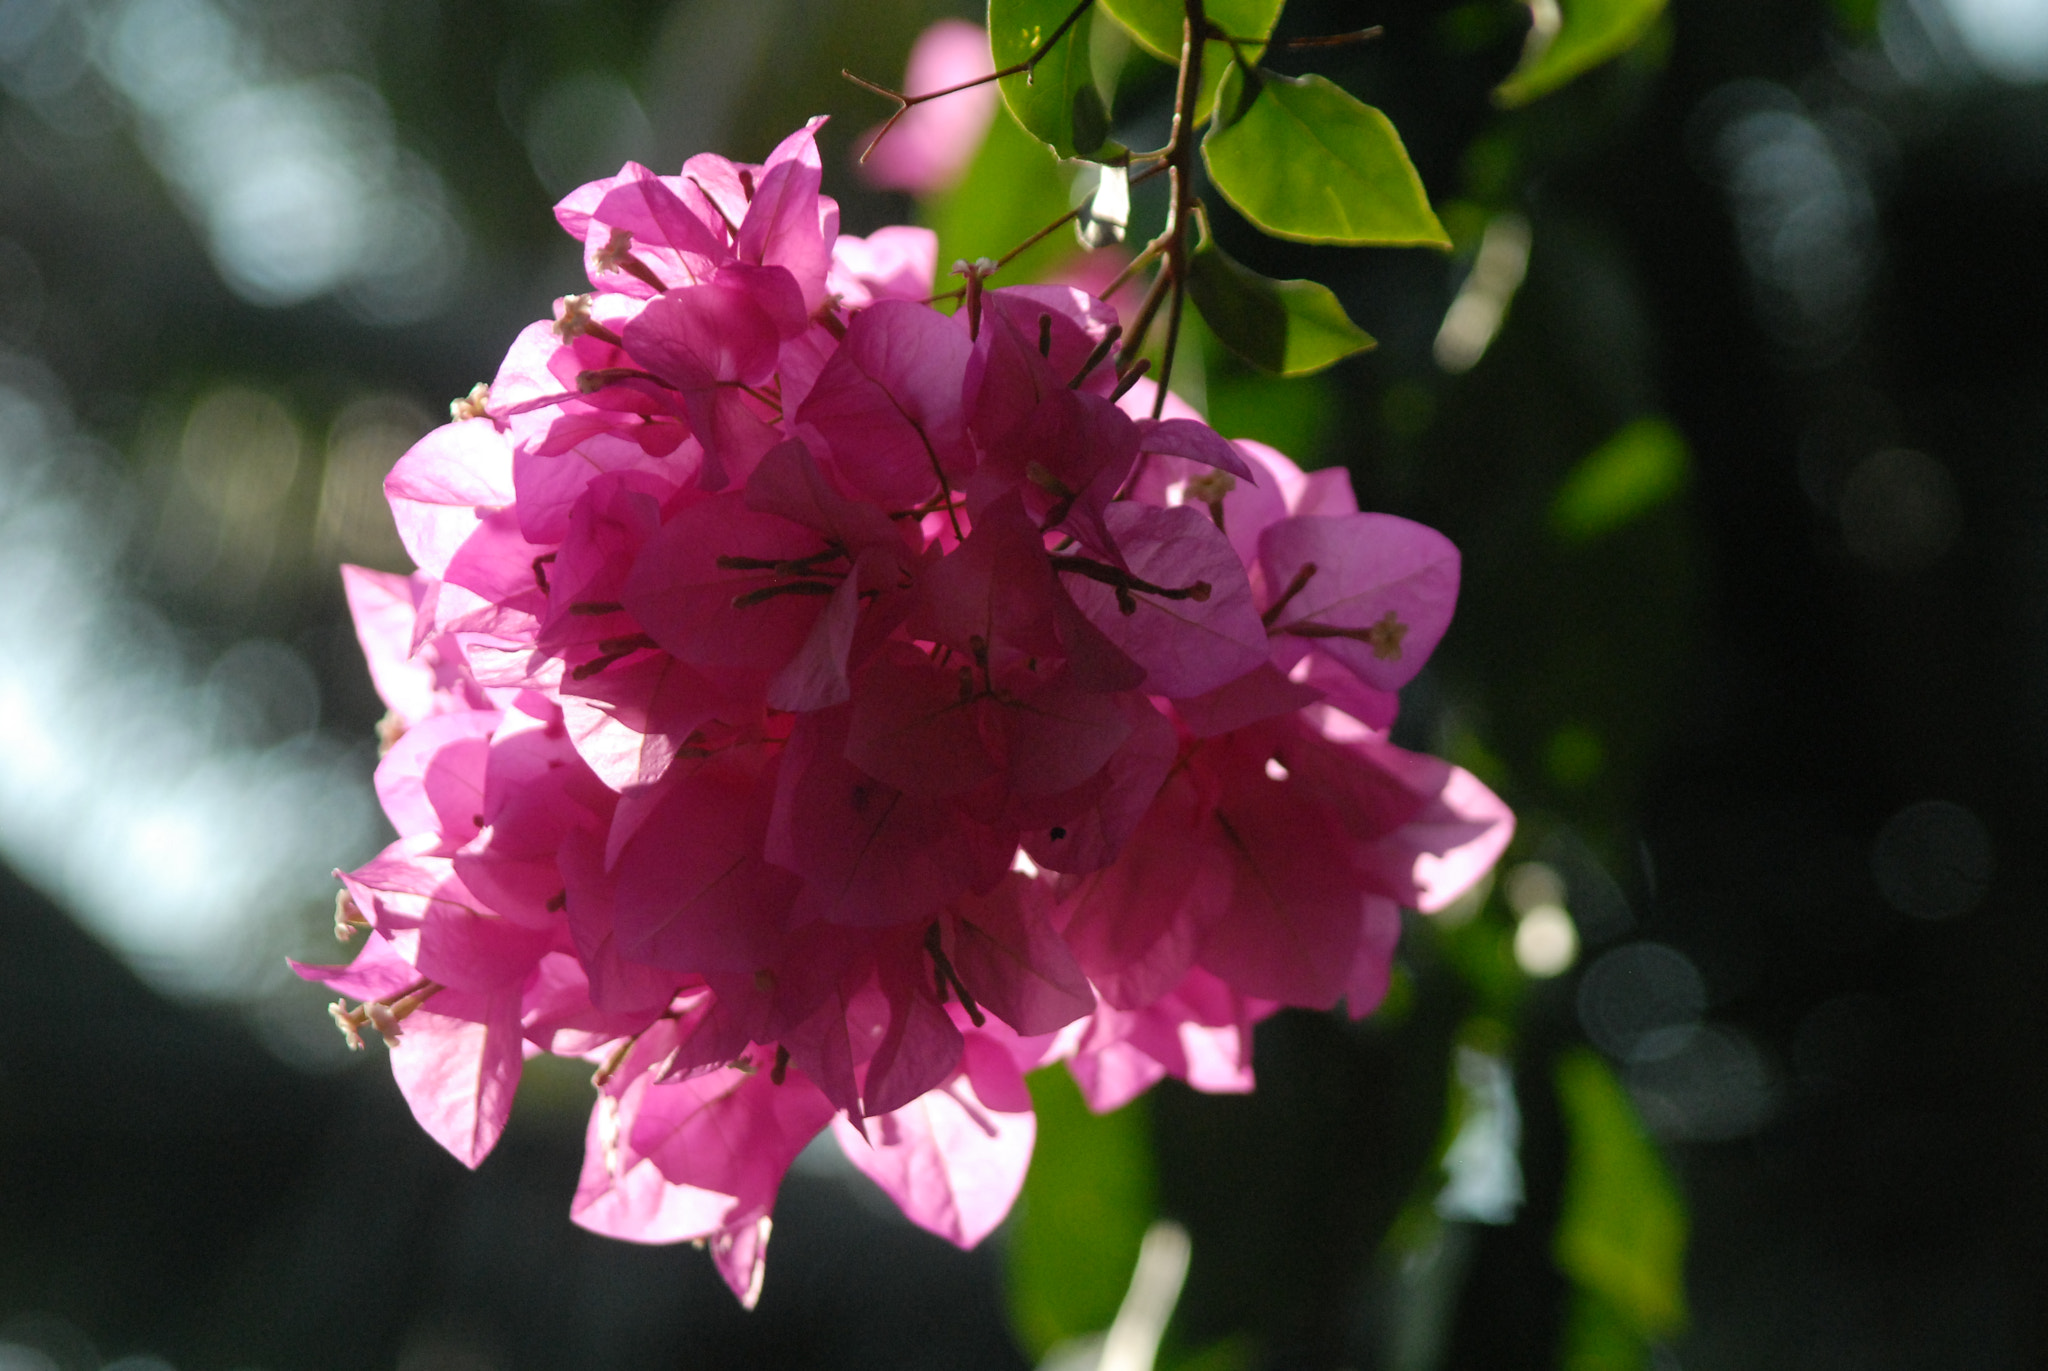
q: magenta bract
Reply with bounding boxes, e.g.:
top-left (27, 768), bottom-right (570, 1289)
top-left (306, 120), bottom-right (1513, 1306)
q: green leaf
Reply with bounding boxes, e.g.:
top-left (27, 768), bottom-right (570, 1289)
top-left (1494, 0), bottom-right (1669, 108)
top-left (925, 95), bottom-right (1075, 291)
top-left (1553, 1049), bottom-right (1689, 1339)
top-left (1186, 229), bottom-right (1375, 376)
top-left (1097, 0), bottom-right (1282, 120)
top-left (1006, 1067), bottom-right (1157, 1356)
top-left (1562, 1288), bottom-right (1655, 1371)
top-left (1548, 417), bottom-right (1689, 544)
top-left (1099, 0), bottom-right (1284, 57)
top-left (991, 0), bottom-right (1112, 159)
top-left (1201, 64), bottom-right (1451, 248)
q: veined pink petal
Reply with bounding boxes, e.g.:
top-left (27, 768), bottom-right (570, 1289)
top-left (571, 1050), bottom-right (747, 1246)
top-left (1057, 502), bottom-right (1268, 699)
top-left (374, 708), bottom-right (497, 844)
top-left (708, 1215), bottom-right (776, 1308)
top-left (832, 1034), bottom-right (1035, 1247)
top-left (1259, 513), bottom-right (1461, 693)
top-left (1346, 741), bottom-right (1516, 913)
top-left (557, 828), bottom-right (696, 1015)
top-left (829, 225), bottom-right (939, 306)
top-left (386, 987), bottom-right (525, 1169)
top-left (1337, 895), bottom-right (1404, 1018)
top-left (593, 170), bottom-right (732, 281)
top-left (769, 704), bottom-right (1008, 927)
top-left (623, 493), bottom-right (837, 673)
top-left (610, 751), bottom-right (801, 975)
top-left (560, 653), bottom-right (729, 793)
top-left (1172, 663), bottom-right (1324, 739)
top-left (862, 966), bottom-right (964, 1117)
top-left (342, 567), bottom-right (484, 723)
top-left (630, 1066), bottom-right (835, 1257)
top-left (1134, 418), bottom-right (1257, 483)
top-left (572, 1120), bottom-right (734, 1246)
top-left (845, 648), bottom-right (1001, 798)
top-left (1196, 775), bottom-right (1372, 1008)
top-left (945, 876), bottom-right (1095, 1036)
top-left (905, 492), bottom-right (1064, 667)
top-left (291, 922), bottom-right (422, 1000)
top-left (766, 571), bottom-right (865, 711)
top-left (1054, 767), bottom-right (1234, 1009)
top-left (625, 283), bottom-right (782, 392)
top-left (386, 420), bottom-right (516, 577)
top-left (1062, 965), bottom-right (1275, 1112)
top-left (743, 438), bottom-right (903, 553)
top-left (738, 141), bottom-right (830, 311)
top-left (1014, 695), bottom-right (1177, 874)
top-left (797, 298), bottom-right (974, 508)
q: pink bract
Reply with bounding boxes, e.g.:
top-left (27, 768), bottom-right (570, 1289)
top-left (307, 119), bottom-right (1512, 1306)
top-left (856, 19), bottom-right (1000, 196)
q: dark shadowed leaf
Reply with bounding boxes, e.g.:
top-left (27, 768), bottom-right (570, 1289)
top-left (1202, 63), bottom-right (1450, 248)
top-left (1186, 226), bottom-right (1375, 375)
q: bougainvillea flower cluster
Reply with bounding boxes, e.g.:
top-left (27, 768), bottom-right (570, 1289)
top-left (305, 119), bottom-right (1512, 1305)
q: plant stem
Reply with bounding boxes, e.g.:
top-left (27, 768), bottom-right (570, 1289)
top-left (846, 0), bottom-right (1098, 163)
top-left (1148, 0), bottom-right (1206, 417)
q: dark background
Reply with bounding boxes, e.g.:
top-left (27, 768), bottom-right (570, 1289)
top-left (1, 0), bottom-right (2043, 1366)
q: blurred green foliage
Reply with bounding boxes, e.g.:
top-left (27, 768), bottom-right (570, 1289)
top-left (1494, 0), bottom-right (1671, 108)
top-left (926, 109), bottom-right (1074, 298)
top-left (1549, 417), bottom-right (1690, 544)
top-left (1007, 1068), bottom-right (1158, 1356)
top-left (1554, 1050), bottom-right (1688, 1342)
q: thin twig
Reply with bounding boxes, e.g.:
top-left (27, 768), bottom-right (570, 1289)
top-left (1270, 25), bottom-right (1383, 49)
top-left (1153, 259), bottom-right (1188, 420)
top-left (1144, 0), bottom-right (1205, 416)
top-left (846, 0), bottom-right (1098, 164)
top-left (995, 154), bottom-right (1167, 274)
top-left (1116, 266), bottom-right (1175, 373)
top-left (997, 204), bottom-right (1088, 270)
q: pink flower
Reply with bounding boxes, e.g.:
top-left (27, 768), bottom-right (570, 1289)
top-left (857, 20), bottom-right (1000, 196)
top-left (305, 121), bottom-right (1513, 1303)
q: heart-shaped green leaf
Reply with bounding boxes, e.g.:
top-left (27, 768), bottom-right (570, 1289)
top-left (1202, 63), bottom-right (1450, 248)
top-left (991, 0), bottom-right (1113, 159)
top-left (1186, 224), bottom-right (1375, 375)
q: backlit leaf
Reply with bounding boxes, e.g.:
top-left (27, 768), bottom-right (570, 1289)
top-left (1097, 0), bottom-right (1283, 119)
top-left (1202, 64), bottom-right (1450, 247)
top-left (1099, 0), bottom-right (1284, 58)
top-left (1494, 0), bottom-right (1669, 108)
top-left (991, 0), bottom-right (1112, 159)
